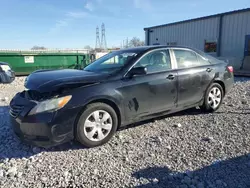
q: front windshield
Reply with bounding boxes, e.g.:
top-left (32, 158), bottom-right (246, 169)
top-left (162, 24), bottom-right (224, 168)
top-left (84, 50), bottom-right (138, 74)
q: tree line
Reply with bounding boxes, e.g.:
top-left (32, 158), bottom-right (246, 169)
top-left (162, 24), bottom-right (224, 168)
top-left (31, 37), bottom-right (145, 50)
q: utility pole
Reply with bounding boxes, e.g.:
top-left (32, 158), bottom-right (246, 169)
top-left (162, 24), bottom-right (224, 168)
top-left (95, 26), bottom-right (101, 49)
top-left (100, 23), bottom-right (107, 50)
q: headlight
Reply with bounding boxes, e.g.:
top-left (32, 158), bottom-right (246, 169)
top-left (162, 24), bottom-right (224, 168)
top-left (0, 65), bottom-right (11, 72)
top-left (29, 95), bottom-right (72, 115)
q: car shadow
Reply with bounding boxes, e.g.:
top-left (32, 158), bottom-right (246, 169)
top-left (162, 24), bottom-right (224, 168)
top-left (215, 111), bottom-right (250, 115)
top-left (132, 154), bottom-right (250, 188)
top-left (0, 105), bottom-right (210, 160)
top-left (234, 76), bottom-right (250, 83)
top-left (119, 107), bottom-right (206, 131)
top-left (120, 105), bottom-right (250, 132)
top-left (0, 104), bottom-right (248, 160)
top-left (0, 106), bottom-right (200, 160)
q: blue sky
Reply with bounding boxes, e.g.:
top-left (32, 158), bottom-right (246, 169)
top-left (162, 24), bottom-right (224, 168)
top-left (0, 0), bottom-right (249, 49)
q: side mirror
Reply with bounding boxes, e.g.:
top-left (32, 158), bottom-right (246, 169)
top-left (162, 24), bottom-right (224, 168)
top-left (128, 66), bottom-right (147, 77)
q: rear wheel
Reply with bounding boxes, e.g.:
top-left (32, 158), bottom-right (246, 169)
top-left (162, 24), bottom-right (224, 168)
top-left (76, 102), bottom-right (118, 148)
top-left (201, 83), bottom-right (224, 112)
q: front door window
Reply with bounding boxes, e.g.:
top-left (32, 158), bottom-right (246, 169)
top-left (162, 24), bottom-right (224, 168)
top-left (134, 50), bottom-right (172, 73)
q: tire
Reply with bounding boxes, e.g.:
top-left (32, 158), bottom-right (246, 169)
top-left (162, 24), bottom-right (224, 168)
top-left (76, 102), bottom-right (118, 148)
top-left (201, 83), bottom-right (224, 112)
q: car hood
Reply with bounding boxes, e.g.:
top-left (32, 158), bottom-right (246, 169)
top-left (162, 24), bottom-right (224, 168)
top-left (25, 69), bottom-right (108, 92)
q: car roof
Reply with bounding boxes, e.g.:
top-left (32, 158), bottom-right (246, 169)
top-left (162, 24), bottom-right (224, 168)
top-left (115, 45), bottom-right (215, 62)
top-left (117, 45), bottom-right (197, 53)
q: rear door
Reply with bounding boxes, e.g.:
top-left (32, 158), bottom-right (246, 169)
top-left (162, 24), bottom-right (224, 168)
top-left (171, 48), bottom-right (214, 108)
top-left (120, 49), bottom-right (178, 121)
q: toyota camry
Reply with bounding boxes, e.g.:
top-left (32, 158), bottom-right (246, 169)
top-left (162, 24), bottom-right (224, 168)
top-left (9, 45), bottom-right (234, 148)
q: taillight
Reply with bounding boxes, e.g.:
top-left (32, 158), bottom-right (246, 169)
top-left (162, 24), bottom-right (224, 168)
top-left (227, 66), bottom-right (233, 73)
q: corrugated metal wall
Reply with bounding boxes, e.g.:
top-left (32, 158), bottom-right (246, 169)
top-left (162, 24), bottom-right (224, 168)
top-left (145, 10), bottom-right (250, 60)
top-left (220, 11), bottom-right (250, 58)
top-left (147, 17), bottom-right (220, 52)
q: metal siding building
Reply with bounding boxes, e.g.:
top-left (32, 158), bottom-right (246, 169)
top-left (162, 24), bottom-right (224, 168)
top-left (144, 8), bottom-right (250, 70)
top-left (220, 11), bottom-right (250, 58)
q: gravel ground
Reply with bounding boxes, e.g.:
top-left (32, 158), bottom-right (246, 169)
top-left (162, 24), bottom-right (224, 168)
top-left (0, 76), bottom-right (250, 188)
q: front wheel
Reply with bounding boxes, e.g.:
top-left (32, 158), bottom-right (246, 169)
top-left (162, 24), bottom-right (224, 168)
top-left (76, 102), bottom-right (118, 148)
top-left (201, 83), bottom-right (224, 112)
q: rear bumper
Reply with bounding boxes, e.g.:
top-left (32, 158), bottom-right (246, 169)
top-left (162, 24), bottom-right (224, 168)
top-left (9, 92), bottom-right (78, 148)
top-left (224, 75), bottom-right (234, 95)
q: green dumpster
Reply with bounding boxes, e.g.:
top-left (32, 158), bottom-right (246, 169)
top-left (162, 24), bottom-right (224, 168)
top-left (0, 50), bottom-right (91, 76)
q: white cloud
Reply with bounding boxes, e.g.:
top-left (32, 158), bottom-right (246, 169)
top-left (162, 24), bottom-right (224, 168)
top-left (85, 2), bottom-right (94, 11)
top-left (48, 1), bottom-right (96, 34)
top-left (190, 2), bottom-right (198, 7)
top-left (49, 10), bottom-right (89, 34)
top-left (96, 0), bottom-right (103, 4)
top-left (56, 20), bottom-right (68, 27)
top-left (133, 0), bottom-right (152, 12)
top-left (49, 19), bottom-right (70, 34)
top-left (66, 11), bottom-right (89, 18)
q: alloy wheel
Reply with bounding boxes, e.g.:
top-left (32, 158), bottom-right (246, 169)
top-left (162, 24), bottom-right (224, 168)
top-left (207, 87), bottom-right (222, 109)
top-left (83, 110), bottom-right (113, 142)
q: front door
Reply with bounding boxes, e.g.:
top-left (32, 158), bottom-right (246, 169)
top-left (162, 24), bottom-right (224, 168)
top-left (172, 49), bottom-right (214, 108)
top-left (244, 35), bottom-right (250, 56)
top-left (120, 49), bottom-right (178, 122)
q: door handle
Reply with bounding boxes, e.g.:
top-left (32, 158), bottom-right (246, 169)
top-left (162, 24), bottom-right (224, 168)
top-left (166, 74), bottom-right (175, 80)
top-left (206, 68), bottom-right (213, 72)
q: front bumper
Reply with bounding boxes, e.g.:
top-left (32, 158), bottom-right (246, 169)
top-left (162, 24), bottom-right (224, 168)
top-left (0, 70), bottom-right (15, 84)
top-left (9, 92), bottom-right (77, 148)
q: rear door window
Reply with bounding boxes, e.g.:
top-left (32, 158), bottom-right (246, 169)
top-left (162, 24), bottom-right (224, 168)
top-left (196, 54), bottom-right (211, 65)
top-left (173, 49), bottom-right (210, 69)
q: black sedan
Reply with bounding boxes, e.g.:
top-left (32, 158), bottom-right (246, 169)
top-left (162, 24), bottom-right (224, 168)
top-left (9, 46), bottom-right (234, 148)
top-left (0, 62), bottom-right (15, 84)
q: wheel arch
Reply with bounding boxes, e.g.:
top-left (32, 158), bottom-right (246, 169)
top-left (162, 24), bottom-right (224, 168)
top-left (213, 79), bottom-right (226, 96)
top-left (87, 98), bottom-right (122, 128)
top-left (200, 79), bottom-right (226, 106)
top-left (73, 97), bottom-right (122, 137)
